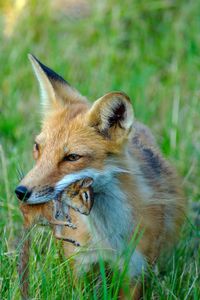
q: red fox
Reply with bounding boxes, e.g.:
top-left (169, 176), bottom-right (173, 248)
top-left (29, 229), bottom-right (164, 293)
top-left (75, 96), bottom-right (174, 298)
top-left (15, 54), bottom-right (186, 299)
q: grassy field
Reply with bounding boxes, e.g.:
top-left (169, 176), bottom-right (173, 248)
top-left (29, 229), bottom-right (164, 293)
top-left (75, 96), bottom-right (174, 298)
top-left (0, 0), bottom-right (200, 299)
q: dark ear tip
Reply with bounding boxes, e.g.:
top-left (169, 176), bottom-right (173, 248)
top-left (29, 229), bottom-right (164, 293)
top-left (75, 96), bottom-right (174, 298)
top-left (28, 53), bottom-right (41, 66)
top-left (28, 53), bottom-right (33, 63)
top-left (28, 53), bottom-right (41, 65)
top-left (28, 53), bottom-right (33, 59)
top-left (28, 54), bottom-right (70, 86)
top-left (105, 91), bottom-right (131, 104)
top-left (115, 91), bottom-right (131, 104)
top-left (28, 53), bottom-right (35, 60)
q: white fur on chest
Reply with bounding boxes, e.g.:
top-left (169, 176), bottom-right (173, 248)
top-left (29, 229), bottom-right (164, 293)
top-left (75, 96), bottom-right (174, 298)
top-left (56, 166), bottom-right (133, 249)
top-left (56, 166), bottom-right (146, 277)
top-left (87, 176), bottom-right (133, 250)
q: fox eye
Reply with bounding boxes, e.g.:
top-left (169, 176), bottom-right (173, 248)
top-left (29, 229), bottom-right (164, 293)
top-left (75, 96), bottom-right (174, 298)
top-left (82, 191), bottom-right (89, 203)
top-left (63, 154), bottom-right (81, 162)
top-left (33, 142), bottom-right (39, 159)
top-left (34, 142), bottom-right (39, 151)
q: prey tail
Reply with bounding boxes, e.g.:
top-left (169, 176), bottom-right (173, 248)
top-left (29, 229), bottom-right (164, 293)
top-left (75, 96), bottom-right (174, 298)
top-left (18, 228), bottom-right (31, 300)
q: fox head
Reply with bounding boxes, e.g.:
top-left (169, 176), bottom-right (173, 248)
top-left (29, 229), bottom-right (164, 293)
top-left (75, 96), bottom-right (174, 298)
top-left (15, 55), bottom-right (134, 204)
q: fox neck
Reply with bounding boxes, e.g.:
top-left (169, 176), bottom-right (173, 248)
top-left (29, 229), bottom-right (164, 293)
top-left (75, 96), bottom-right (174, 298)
top-left (85, 174), bottom-right (133, 250)
top-left (56, 164), bottom-right (135, 250)
top-left (65, 166), bottom-right (135, 251)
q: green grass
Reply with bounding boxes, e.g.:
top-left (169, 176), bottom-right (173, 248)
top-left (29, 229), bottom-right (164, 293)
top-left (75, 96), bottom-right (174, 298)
top-left (0, 0), bottom-right (200, 299)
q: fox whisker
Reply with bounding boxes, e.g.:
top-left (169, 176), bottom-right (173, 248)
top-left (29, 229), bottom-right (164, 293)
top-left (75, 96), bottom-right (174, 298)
top-left (16, 166), bottom-right (25, 181)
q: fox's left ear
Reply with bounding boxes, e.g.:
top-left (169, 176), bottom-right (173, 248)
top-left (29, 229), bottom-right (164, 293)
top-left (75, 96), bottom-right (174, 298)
top-left (28, 54), bottom-right (87, 110)
top-left (87, 92), bottom-right (134, 140)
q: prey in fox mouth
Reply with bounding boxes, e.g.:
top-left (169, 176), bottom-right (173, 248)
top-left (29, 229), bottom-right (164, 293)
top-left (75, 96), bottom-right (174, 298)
top-left (60, 177), bottom-right (94, 216)
top-left (53, 177), bottom-right (94, 246)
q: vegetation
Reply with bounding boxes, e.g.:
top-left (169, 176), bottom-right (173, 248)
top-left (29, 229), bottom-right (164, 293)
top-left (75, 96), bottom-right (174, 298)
top-left (0, 0), bottom-right (199, 299)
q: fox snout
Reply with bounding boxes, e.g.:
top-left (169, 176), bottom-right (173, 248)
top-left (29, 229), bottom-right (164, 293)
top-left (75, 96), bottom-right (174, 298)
top-left (15, 182), bottom-right (55, 203)
top-left (15, 185), bottom-right (32, 201)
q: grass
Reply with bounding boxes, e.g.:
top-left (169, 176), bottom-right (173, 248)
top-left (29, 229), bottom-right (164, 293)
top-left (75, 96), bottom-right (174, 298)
top-left (0, 0), bottom-right (200, 299)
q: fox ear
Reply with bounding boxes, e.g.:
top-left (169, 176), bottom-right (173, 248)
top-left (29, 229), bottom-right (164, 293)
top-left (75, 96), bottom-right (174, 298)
top-left (28, 54), bottom-right (87, 110)
top-left (88, 92), bottom-right (134, 140)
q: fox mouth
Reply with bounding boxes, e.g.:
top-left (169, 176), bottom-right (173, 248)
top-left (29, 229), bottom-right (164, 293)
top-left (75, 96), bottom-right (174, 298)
top-left (25, 186), bottom-right (55, 204)
top-left (22, 166), bottom-right (128, 204)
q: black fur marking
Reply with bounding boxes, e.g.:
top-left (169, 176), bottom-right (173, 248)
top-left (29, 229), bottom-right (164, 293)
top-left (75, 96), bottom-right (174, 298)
top-left (100, 128), bottom-right (110, 138)
top-left (106, 152), bottom-right (115, 157)
top-left (46, 186), bottom-right (54, 194)
top-left (132, 135), bottom-right (141, 146)
top-left (108, 102), bottom-right (125, 127)
top-left (142, 148), bottom-right (162, 175)
top-left (31, 54), bottom-right (70, 86)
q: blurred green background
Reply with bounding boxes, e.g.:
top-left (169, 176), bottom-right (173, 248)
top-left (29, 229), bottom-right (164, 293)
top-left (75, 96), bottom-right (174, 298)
top-left (0, 0), bottom-right (199, 299)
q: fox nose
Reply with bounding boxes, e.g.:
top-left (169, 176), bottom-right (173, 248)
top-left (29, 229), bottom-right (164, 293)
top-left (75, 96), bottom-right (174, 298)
top-left (15, 185), bottom-right (32, 201)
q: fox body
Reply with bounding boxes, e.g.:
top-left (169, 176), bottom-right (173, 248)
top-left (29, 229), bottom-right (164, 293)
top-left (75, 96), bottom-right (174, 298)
top-left (16, 55), bottom-right (186, 299)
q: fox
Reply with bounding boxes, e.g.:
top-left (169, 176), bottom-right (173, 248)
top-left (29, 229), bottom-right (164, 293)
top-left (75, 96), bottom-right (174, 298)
top-left (18, 177), bottom-right (94, 299)
top-left (15, 54), bottom-right (186, 299)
